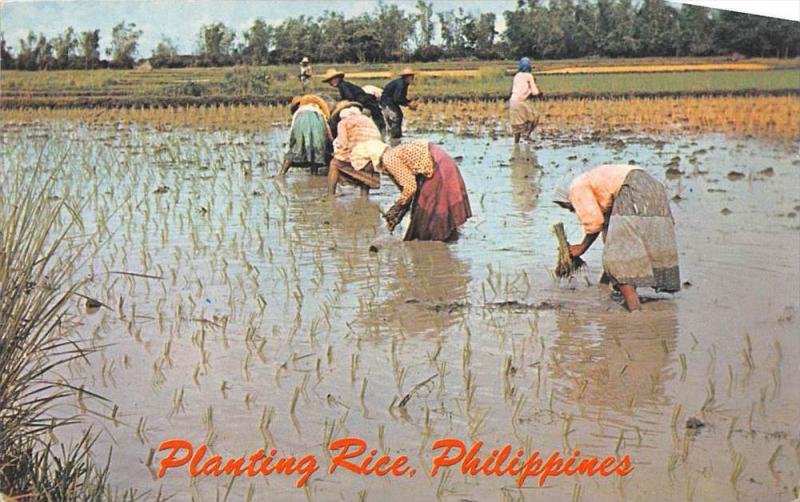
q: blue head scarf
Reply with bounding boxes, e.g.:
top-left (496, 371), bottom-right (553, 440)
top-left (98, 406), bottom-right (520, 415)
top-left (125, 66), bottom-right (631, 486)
top-left (518, 57), bottom-right (531, 73)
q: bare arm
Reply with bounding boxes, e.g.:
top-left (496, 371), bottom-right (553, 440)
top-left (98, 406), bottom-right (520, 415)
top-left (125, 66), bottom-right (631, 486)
top-left (569, 232), bottom-right (599, 257)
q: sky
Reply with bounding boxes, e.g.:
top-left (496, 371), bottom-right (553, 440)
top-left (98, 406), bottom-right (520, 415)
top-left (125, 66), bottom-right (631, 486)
top-left (0, 0), bottom-right (518, 55)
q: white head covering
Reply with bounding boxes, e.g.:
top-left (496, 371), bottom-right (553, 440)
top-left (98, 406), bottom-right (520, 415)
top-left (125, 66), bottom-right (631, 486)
top-left (350, 140), bottom-right (389, 171)
top-left (552, 184), bottom-right (571, 205)
top-left (339, 106), bottom-right (361, 120)
top-left (552, 171), bottom-right (581, 206)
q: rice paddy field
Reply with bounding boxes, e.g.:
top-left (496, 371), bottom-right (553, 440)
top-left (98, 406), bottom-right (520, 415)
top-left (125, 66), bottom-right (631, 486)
top-left (3, 69), bottom-right (800, 502)
top-left (2, 57), bottom-right (799, 108)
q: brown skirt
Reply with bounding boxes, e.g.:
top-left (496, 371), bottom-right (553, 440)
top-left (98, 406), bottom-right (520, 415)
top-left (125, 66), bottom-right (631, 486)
top-left (509, 99), bottom-right (539, 135)
top-left (330, 158), bottom-right (380, 189)
top-left (603, 170), bottom-right (680, 292)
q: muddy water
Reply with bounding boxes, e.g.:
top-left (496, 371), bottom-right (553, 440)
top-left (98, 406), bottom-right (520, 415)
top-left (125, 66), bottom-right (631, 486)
top-left (2, 123), bottom-right (798, 501)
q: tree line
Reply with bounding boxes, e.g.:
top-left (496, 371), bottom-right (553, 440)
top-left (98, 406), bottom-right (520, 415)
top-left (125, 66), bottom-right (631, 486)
top-left (2, 0), bottom-right (798, 71)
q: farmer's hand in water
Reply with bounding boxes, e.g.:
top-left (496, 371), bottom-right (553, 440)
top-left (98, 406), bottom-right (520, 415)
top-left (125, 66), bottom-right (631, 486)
top-left (384, 203), bottom-right (409, 232)
top-left (568, 244), bottom-right (584, 258)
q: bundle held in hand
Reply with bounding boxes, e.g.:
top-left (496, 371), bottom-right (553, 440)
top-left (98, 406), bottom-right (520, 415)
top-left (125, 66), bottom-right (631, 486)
top-left (552, 222), bottom-right (586, 278)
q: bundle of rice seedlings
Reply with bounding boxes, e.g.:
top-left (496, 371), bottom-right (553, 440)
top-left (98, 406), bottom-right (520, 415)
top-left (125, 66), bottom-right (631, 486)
top-left (552, 222), bottom-right (585, 279)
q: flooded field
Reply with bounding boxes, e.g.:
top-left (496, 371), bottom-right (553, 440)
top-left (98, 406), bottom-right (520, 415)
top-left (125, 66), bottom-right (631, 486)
top-left (2, 123), bottom-right (798, 501)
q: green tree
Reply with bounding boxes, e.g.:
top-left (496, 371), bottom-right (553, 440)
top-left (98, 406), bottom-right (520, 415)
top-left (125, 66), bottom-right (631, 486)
top-left (33, 34), bottom-right (53, 70)
top-left (572, 0), bottom-right (598, 56)
top-left (318, 11), bottom-right (348, 62)
top-left (346, 15), bottom-right (382, 62)
top-left (150, 37), bottom-right (179, 67)
top-left (107, 22), bottom-right (142, 68)
top-left (375, 3), bottom-right (414, 61)
top-left (197, 22), bottom-right (236, 65)
top-left (438, 8), bottom-right (479, 58)
top-left (676, 4), bottom-right (713, 56)
top-left (271, 16), bottom-right (321, 63)
top-left (712, 10), bottom-right (800, 57)
top-left (635, 0), bottom-right (679, 56)
top-left (415, 0), bottom-right (434, 48)
top-left (597, 0), bottom-right (639, 57)
top-left (52, 27), bottom-right (78, 69)
top-left (473, 13), bottom-right (497, 57)
top-left (0, 33), bottom-right (14, 70)
top-left (242, 18), bottom-right (273, 64)
top-left (16, 32), bottom-right (52, 70)
top-left (502, 1), bottom-right (549, 59)
top-left (79, 29), bottom-right (100, 69)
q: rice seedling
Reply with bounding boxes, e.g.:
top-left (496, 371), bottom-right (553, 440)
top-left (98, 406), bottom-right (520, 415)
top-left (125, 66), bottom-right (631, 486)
top-left (671, 404), bottom-right (682, 440)
top-left (730, 451), bottom-right (746, 486)
top-left (552, 223), bottom-right (586, 279)
top-left (571, 482), bottom-right (583, 502)
top-left (562, 413), bottom-right (574, 451)
top-left (679, 353), bottom-right (687, 381)
top-left (290, 385), bottom-right (302, 415)
top-left (700, 378), bottom-right (716, 415)
top-left (768, 445), bottom-right (782, 476)
top-left (435, 469), bottom-right (453, 501)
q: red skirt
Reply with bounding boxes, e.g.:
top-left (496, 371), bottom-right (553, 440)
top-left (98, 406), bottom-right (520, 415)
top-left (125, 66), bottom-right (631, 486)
top-left (404, 144), bottom-right (472, 241)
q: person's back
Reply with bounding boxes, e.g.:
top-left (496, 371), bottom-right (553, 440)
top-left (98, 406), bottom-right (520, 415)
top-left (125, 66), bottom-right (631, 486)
top-left (510, 72), bottom-right (539, 102)
top-left (381, 78), bottom-right (406, 107)
top-left (338, 80), bottom-right (369, 102)
top-left (335, 80), bottom-right (385, 135)
top-left (335, 114), bottom-right (381, 162)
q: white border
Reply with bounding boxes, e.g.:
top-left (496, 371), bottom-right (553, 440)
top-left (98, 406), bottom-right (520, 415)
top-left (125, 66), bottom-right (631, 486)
top-left (672, 1), bottom-right (800, 22)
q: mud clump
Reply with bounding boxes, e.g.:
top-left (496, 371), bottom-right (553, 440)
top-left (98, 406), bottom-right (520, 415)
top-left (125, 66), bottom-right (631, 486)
top-left (686, 417), bottom-right (705, 429)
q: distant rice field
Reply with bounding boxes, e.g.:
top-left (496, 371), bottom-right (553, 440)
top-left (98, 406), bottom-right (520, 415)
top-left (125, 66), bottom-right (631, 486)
top-left (1, 57), bottom-right (797, 109)
top-left (348, 69), bottom-right (481, 79)
top-left (538, 63), bottom-right (772, 74)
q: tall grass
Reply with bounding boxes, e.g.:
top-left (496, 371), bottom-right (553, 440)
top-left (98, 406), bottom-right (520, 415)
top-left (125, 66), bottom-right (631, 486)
top-left (0, 158), bottom-right (110, 501)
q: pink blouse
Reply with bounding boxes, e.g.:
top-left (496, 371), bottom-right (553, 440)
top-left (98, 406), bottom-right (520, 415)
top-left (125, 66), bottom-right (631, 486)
top-left (569, 164), bottom-right (641, 234)
top-left (510, 72), bottom-right (540, 102)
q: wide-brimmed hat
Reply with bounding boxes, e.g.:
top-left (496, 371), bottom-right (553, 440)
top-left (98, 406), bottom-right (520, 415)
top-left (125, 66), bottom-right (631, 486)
top-left (321, 68), bottom-right (345, 82)
top-left (301, 57), bottom-right (309, 64)
top-left (399, 67), bottom-right (415, 77)
top-left (331, 100), bottom-right (362, 119)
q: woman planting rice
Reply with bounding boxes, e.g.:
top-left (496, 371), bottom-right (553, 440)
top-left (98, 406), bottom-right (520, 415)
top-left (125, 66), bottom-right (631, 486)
top-left (350, 139), bottom-right (472, 241)
top-left (554, 164), bottom-right (680, 311)
top-left (280, 95), bottom-right (332, 176)
top-left (509, 57), bottom-right (542, 144)
top-left (322, 68), bottom-right (386, 135)
top-left (327, 101), bottom-right (383, 196)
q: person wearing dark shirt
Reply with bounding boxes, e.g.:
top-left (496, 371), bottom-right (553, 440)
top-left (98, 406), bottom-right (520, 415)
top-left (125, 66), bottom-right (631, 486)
top-left (381, 67), bottom-right (417, 141)
top-left (321, 68), bottom-right (386, 136)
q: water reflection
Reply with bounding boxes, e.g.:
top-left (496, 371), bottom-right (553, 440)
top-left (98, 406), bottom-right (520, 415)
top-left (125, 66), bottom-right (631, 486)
top-left (549, 303), bottom-right (678, 415)
top-left (358, 241), bottom-right (471, 336)
top-left (510, 144), bottom-right (542, 215)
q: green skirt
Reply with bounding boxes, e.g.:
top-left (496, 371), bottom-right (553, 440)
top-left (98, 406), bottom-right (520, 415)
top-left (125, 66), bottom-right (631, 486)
top-left (286, 111), bottom-right (329, 165)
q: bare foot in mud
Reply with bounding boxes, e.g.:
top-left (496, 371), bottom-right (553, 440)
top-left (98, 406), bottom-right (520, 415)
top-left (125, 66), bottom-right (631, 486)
top-left (620, 284), bottom-right (642, 311)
